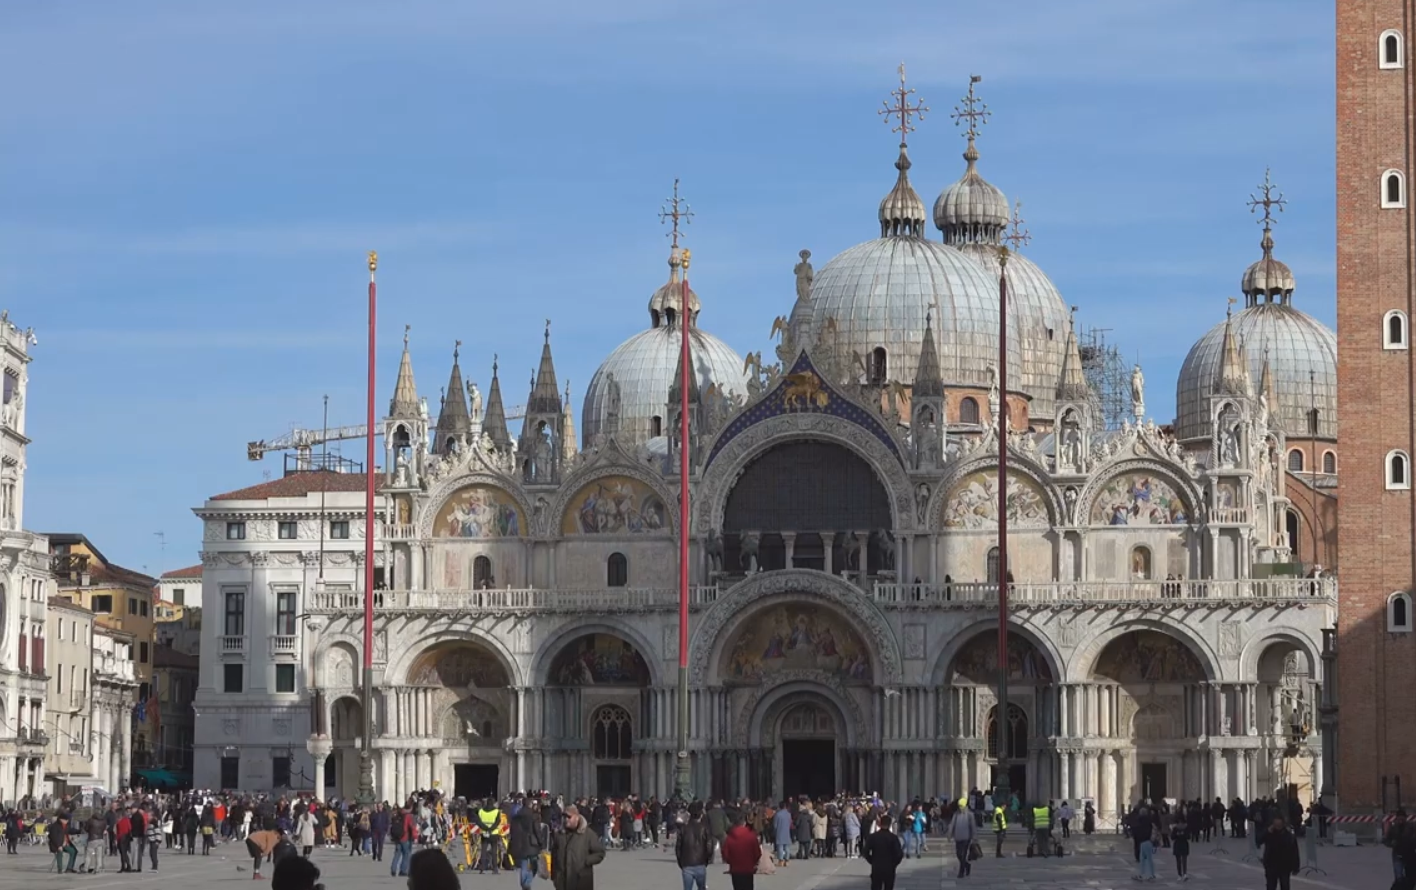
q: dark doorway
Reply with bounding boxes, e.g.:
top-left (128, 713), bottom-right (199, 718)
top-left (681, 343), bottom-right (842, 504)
top-left (1141, 763), bottom-right (1168, 802)
top-left (597, 765), bottom-right (632, 799)
top-left (454, 764), bottom-right (499, 801)
top-left (989, 764), bottom-right (1027, 802)
top-left (782, 740), bottom-right (835, 799)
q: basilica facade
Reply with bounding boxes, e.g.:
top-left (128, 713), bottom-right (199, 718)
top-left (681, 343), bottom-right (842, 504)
top-left (192, 76), bottom-right (1337, 822)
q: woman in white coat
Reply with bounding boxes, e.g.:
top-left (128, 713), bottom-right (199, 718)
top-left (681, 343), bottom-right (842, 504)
top-left (296, 806), bottom-right (319, 857)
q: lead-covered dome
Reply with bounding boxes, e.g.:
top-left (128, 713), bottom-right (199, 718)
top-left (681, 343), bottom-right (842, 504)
top-left (1175, 207), bottom-right (1336, 442)
top-left (582, 254), bottom-right (747, 449)
top-left (808, 139), bottom-right (1024, 392)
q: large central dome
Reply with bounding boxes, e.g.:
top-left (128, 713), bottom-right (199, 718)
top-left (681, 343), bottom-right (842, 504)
top-left (808, 139), bottom-right (1024, 394)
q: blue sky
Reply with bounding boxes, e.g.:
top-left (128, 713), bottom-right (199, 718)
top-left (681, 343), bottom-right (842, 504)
top-left (0, 0), bottom-right (1334, 576)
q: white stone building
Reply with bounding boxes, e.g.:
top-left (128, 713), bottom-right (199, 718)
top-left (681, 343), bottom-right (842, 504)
top-left (0, 312), bottom-right (53, 805)
top-left (192, 78), bottom-right (1336, 818)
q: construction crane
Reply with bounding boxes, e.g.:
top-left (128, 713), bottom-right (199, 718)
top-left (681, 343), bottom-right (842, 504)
top-left (247, 404), bottom-right (527, 469)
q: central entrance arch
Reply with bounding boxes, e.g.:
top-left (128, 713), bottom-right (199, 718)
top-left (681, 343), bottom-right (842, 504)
top-left (777, 701), bottom-right (839, 800)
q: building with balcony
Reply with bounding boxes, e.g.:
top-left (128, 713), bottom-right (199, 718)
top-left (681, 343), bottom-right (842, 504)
top-left (48, 534), bottom-right (158, 775)
top-left (0, 311), bottom-right (54, 807)
top-left (191, 80), bottom-right (1336, 814)
top-left (91, 626), bottom-right (137, 795)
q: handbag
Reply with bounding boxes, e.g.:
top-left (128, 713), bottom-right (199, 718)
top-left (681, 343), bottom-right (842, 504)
top-left (968, 841), bottom-right (982, 861)
top-left (537, 850), bottom-right (551, 880)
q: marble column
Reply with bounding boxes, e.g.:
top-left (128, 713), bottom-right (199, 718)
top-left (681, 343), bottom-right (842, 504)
top-left (313, 754), bottom-right (328, 796)
top-left (822, 533), bottom-right (834, 576)
top-left (119, 708), bottom-right (132, 792)
top-left (1060, 750), bottom-right (1071, 801)
top-left (426, 750), bottom-right (438, 790)
top-left (782, 532), bottom-right (797, 569)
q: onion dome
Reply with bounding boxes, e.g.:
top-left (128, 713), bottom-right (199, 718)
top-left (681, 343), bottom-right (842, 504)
top-left (808, 69), bottom-right (1023, 394)
top-left (933, 140), bottom-right (1009, 241)
top-left (582, 250), bottom-right (747, 449)
top-left (1177, 178), bottom-right (1336, 442)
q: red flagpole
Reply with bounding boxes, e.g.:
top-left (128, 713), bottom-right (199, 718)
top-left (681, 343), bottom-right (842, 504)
top-left (357, 250), bottom-right (378, 804)
top-left (674, 248), bottom-right (693, 799)
top-left (995, 248), bottom-right (1012, 804)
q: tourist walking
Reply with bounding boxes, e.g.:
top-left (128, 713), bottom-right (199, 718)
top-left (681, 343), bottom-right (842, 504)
top-left (862, 813), bottom-right (904, 890)
top-left (772, 803), bottom-right (793, 866)
top-left (842, 806), bottom-right (860, 860)
top-left (1171, 815), bottom-right (1190, 881)
top-left (675, 801), bottom-right (713, 890)
top-left (388, 806), bottom-right (416, 878)
top-left (1255, 817), bottom-right (1299, 890)
top-left (947, 800), bottom-right (977, 878)
top-left (720, 813), bottom-right (762, 890)
top-left (295, 807), bottom-right (317, 858)
top-left (144, 806), bottom-right (162, 871)
top-left (1058, 800), bottom-right (1074, 839)
top-left (1130, 805), bottom-right (1155, 882)
top-left (509, 797), bottom-right (545, 890)
top-left (551, 805), bottom-right (606, 890)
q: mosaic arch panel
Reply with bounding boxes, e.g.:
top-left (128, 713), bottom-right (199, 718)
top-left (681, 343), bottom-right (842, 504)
top-left (562, 476), bottom-right (669, 535)
top-left (547, 633), bottom-right (651, 686)
top-left (724, 603), bottom-right (873, 685)
top-left (950, 634), bottom-right (1053, 684)
top-left (940, 469), bottom-right (1050, 529)
top-left (407, 642), bottom-right (511, 688)
top-left (1088, 473), bottom-right (1189, 526)
top-left (1092, 630), bottom-right (1205, 683)
top-left (433, 485), bottom-right (525, 538)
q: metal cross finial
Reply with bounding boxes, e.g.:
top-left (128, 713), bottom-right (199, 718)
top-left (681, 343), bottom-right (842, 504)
top-left (951, 74), bottom-right (989, 142)
top-left (544, 318), bottom-right (551, 342)
top-left (1004, 200), bottom-right (1032, 251)
top-left (403, 324), bottom-right (411, 349)
top-left (879, 62), bottom-right (928, 144)
top-left (1247, 168), bottom-right (1287, 227)
top-left (454, 339), bottom-right (462, 361)
top-left (660, 178), bottom-right (694, 250)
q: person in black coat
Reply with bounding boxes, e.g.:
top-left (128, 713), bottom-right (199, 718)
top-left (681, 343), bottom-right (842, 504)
top-left (508, 799), bottom-right (545, 890)
top-left (862, 814), bottom-right (905, 890)
top-left (1254, 817), bottom-right (1300, 890)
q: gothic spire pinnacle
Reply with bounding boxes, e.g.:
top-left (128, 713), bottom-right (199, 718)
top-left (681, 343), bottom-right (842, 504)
top-left (1056, 314), bottom-right (1089, 402)
top-left (435, 339), bottom-right (471, 443)
top-left (527, 321), bottom-right (562, 417)
top-left (482, 354), bottom-right (512, 450)
top-left (913, 312), bottom-right (945, 399)
top-left (389, 323), bottom-right (420, 418)
top-left (1217, 299), bottom-right (1253, 395)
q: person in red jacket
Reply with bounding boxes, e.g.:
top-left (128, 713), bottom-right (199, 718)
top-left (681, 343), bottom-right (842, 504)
top-left (115, 814), bottom-right (133, 872)
top-left (720, 814), bottom-right (763, 890)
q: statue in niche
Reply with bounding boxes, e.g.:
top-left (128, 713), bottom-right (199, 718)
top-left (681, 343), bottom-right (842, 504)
top-left (873, 529), bottom-right (895, 570)
top-left (394, 451), bottom-right (411, 488)
top-left (469, 382), bottom-right (483, 423)
top-left (915, 484), bottom-right (930, 526)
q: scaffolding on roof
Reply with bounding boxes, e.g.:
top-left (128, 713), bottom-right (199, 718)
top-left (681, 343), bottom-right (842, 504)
top-left (1078, 327), bottom-right (1130, 430)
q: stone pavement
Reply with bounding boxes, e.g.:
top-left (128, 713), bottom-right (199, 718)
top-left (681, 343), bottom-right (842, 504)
top-left (0, 834), bottom-right (1397, 890)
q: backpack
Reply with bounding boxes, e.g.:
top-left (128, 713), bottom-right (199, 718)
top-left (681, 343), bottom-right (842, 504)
top-left (390, 816), bottom-right (405, 841)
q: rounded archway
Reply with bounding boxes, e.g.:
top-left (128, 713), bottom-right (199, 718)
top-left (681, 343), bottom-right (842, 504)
top-left (721, 440), bottom-right (892, 574)
top-left (399, 640), bottom-right (515, 799)
top-left (546, 633), bottom-right (651, 687)
top-left (1250, 637), bottom-right (1320, 803)
top-left (328, 696), bottom-right (364, 798)
top-left (1089, 629), bottom-right (1210, 807)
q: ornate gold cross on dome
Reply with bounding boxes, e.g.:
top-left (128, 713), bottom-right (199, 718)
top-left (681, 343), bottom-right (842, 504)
top-left (879, 62), bottom-right (928, 144)
top-left (1247, 168), bottom-right (1287, 226)
top-left (1004, 200), bottom-right (1031, 251)
top-left (951, 74), bottom-right (989, 141)
top-left (660, 178), bottom-right (694, 250)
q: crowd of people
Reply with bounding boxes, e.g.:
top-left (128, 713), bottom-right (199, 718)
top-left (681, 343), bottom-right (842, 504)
top-left (0, 784), bottom-right (1357, 890)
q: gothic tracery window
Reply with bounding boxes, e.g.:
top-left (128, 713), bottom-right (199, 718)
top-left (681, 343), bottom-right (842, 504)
top-left (592, 705), bottom-right (633, 760)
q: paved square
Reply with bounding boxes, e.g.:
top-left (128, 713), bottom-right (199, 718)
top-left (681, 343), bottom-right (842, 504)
top-left (0, 834), bottom-right (1394, 890)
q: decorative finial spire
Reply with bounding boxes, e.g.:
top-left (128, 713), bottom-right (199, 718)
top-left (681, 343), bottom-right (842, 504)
top-left (544, 318), bottom-right (551, 343)
top-left (403, 324), bottom-right (410, 349)
top-left (453, 339), bottom-right (462, 361)
top-left (1247, 167), bottom-right (1287, 234)
top-left (877, 65), bottom-right (929, 238)
top-left (1003, 200), bottom-right (1031, 251)
top-left (368, 250), bottom-right (378, 275)
top-left (879, 62), bottom-right (929, 147)
top-left (951, 75), bottom-right (989, 166)
top-left (659, 178), bottom-right (694, 251)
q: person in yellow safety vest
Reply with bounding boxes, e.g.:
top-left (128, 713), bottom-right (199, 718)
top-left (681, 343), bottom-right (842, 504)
top-left (1031, 804), bottom-right (1052, 858)
top-left (993, 805), bottom-right (1007, 858)
top-left (476, 802), bottom-right (505, 874)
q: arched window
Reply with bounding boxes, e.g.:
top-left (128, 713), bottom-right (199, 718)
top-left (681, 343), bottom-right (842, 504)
top-left (606, 552), bottom-right (628, 588)
top-left (1387, 450), bottom-right (1411, 489)
top-left (591, 705), bottom-right (633, 760)
top-left (959, 397), bottom-right (980, 425)
top-left (1385, 310), bottom-right (1409, 349)
top-left (1382, 30), bottom-right (1405, 69)
top-left (1323, 451), bottom-right (1337, 474)
top-left (1383, 170), bottom-right (1407, 209)
top-left (1288, 450), bottom-right (1305, 472)
top-left (867, 347), bottom-right (888, 384)
top-left (986, 703), bottom-right (1028, 761)
top-left (650, 415), bottom-right (662, 438)
top-left (1130, 546), bottom-right (1153, 581)
top-left (473, 556), bottom-right (493, 589)
top-left (986, 547), bottom-right (1001, 584)
top-left (1389, 592), bottom-right (1413, 632)
top-left (1286, 510), bottom-right (1301, 559)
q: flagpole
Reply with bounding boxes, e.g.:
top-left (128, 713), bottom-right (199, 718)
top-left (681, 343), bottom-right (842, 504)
top-left (674, 247), bottom-right (693, 801)
top-left (995, 246), bottom-right (1012, 808)
top-left (357, 251), bottom-right (378, 804)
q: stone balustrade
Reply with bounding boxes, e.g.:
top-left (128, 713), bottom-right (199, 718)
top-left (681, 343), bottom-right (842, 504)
top-left (871, 576), bottom-right (1337, 606)
top-left (305, 586), bottom-right (723, 614)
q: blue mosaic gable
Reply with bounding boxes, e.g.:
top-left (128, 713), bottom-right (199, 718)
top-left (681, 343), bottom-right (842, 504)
top-left (705, 351), bottom-right (904, 466)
